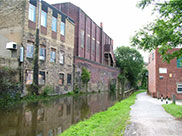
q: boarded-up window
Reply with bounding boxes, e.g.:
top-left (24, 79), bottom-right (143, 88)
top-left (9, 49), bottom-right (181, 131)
top-left (59, 50), bottom-right (64, 64)
top-left (92, 38), bottom-right (95, 54)
top-left (87, 34), bottom-right (90, 52)
top-left (39, 71), bottom-right (45, 85)
top-left (59, 73), bottom-right (64, 86)
top-left (26, 70), bottom-right (33, 84)
top-left (80, 30), bottom-right (84, 48)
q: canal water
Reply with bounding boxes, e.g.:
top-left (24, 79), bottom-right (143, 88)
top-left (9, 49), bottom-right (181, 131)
top-left (0, 92), bottom-right (123, 136)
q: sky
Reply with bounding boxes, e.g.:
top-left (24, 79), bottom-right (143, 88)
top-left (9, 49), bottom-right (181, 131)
top-left (45, 0), bottom-right (156, 62)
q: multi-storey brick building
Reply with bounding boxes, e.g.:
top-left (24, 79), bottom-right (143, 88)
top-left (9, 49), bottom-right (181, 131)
top-left (0, 0), bottom-right (75, 94)
top-left (148, 49), bottom-right (182, 99)
top-left (53, 3), bottom-right (120, 92)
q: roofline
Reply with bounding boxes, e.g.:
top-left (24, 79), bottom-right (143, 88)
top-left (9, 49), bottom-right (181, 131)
top-left (42, 0), bottom-right (75, 24)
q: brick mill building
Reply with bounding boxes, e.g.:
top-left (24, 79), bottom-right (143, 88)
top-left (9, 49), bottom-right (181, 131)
top-left (0, 0), bottom-right (75, 94)
top-left (148, 49), bottom-right (182, 99)
top-left (53, 3), bottom-right (120, 92)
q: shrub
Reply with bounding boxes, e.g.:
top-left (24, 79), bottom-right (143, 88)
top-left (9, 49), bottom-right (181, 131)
top-left (42, 85), bottom-right (54, 96)
top-left (110, 83), bottom-right (116, 92)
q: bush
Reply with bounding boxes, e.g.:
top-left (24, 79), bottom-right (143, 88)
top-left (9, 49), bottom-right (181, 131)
top-left (110, 83), bottom-right (116, 92)
top-left (42, 85), bottom-right (54, 96)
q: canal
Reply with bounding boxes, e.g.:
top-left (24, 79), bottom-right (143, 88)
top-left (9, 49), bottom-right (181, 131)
top-left (0, 92), bottom-right (123, 136)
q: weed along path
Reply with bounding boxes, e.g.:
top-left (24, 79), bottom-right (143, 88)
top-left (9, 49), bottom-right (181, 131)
top-left (124, 92), bottom-right (182, 136)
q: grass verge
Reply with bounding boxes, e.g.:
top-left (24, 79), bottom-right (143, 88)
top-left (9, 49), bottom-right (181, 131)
top-left (60, 90), bottom-right (146, 136)
top-left (162, 104), bottom-right (182, 119)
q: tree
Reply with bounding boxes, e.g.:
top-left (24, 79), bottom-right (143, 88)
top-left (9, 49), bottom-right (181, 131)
top-left (81, 67), bottom-right (90, 93)
top-left (115, 46), bottom-right (144, 88)
top-left (131, 0), bottom-right (182, 63)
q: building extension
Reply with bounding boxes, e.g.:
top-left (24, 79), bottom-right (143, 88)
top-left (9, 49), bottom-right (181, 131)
top-left (148, 49), bottom-right (182, 99)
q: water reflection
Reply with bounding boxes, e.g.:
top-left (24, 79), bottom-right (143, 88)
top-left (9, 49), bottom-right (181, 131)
top-left (0, 92), bottom-right (123, 136)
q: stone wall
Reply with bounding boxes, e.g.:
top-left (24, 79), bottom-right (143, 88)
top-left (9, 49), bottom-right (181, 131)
top-left (21, 0), bottom-right (75, 94)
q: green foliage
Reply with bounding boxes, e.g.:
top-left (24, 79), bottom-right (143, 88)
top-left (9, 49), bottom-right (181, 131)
top-left (132, 0), bottom-right (182, 63)
top-left (33, 29), bottom-right (40, 95)
top-left (115, 46), bottom-right (144, 88)
top-left (110, 83), bottom-right (116, 92)
top-left (139, 68), bottom-right (148, 89)
top-left (42, 85), bottom-right (54, 96)
top-left (0, 66), bottom-right (21, 108)
top-left (60, 90), bottom-right (145, 136)
top-left (81, 67), bottom-right (90, 84)
top-left (81, 67), bottom-right (91, 93)
top-left (162, 104), bottom-right (182, 118)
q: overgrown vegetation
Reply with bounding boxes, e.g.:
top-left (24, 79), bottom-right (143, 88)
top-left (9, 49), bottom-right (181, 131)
top-left (115, 46), bottom-right (144, 89)
top-left (81, 67), bottom-right (91, 93)
top-left (0, 66), bottom-right (21, 107)
top-left (60, 90), bottom-right (145, 136)
top-left (131, 0), bottom-right (182, 63)
top-left (162, 104), bottom-right (182, 119)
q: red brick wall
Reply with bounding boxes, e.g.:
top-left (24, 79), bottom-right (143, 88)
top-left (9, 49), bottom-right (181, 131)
top-left (75, 57), bottom-right (120, 91)
top-left (148, 49), bottom-right (182, 99)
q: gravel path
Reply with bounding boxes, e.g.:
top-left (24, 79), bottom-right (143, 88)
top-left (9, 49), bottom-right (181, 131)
top-left (124, 92), bottom-right (182, 136)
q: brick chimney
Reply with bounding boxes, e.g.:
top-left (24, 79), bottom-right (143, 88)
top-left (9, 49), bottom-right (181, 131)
top-left (100, 22), bottom-right (103, 29)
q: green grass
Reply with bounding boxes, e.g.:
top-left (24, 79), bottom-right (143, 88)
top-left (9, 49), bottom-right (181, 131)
top-left (60, 90), bottom-right (145, 136)
top-left (162, 104), bottom-right (182, 118)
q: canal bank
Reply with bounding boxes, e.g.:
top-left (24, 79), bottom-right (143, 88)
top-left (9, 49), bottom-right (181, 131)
top-left (60, 90), bottom-right (145, 136)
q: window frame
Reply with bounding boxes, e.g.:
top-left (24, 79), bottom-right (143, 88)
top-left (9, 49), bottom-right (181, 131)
top-left (67, 74), bottom-right (72, 85)
top-left (87, 34), bottom-right (90, 52)
top-left (39, 45), bottom-right (46, 61)
top-left (26, 43), bottom-right (34, 59)
top-left (177, 83), bottom-right (182, 93)
top-left (50, 48), bottom-right (56, 62)
top-left (28, 3), bottom-right (36, 22)
top-left (92, 38), bottom-right (95, 54)
top-left (52, 17), bottom-right (57, 32)
top-left (39, 71), bottom-right (45, 85)
top-left (59, 73), bottom-right (64, 86)
top-left (41, 10), bottom-right (47, 27)
top-left (60, 21), bottom-right (65, 36)
top-left (80, 29), bottom-right (84, 48)
top-left (26, 69), bottom-right (33, 85)
top-left (59, 50), bottom-right (65, 65)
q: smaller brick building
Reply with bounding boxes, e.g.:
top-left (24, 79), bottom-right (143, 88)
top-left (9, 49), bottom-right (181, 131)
top-left (148, 49), bottom-right (182, 99)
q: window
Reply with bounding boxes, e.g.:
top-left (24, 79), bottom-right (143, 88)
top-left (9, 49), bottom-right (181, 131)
top-left (59, 73), bottom-right (64, 86)
top-left (59, 50), bottom-right (64, 64)
top-left (52, 17), bottom-right (57, 32)
top-left (26, 70), bottom-right (33, 84)
top-left (27, 43), bottom-right (34, 58)
top-left (67, 74), bottom-right (72, 85)
top-left (96, 41), bottom-right (100, 56)
top-left (60, 22), bottom-right (65, 36)
top-left (39, 45), bottom-right (46, 60)
top-left (87, 34), bottom-right (90, 52)
top-left (92, 38), bottom-right (95, 54)
top-left (177, 57), bottom-right (182, 68)
top-left (28, 3), bottom-right (36, 22)
top-left (80, 30), bottom-right (84, 48)
top-left (39, 71), bottom-right (45, 85)
top-left (50, 48), bottom-right (56, 62)
top-left (41, 10), bottom-right (47, 27)
top-left (177, 83), bottom-right (182, 93)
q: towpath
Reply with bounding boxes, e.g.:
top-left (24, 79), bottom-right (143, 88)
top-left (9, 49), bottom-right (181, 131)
top-left (124, 92), bottom-right (182, 136)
